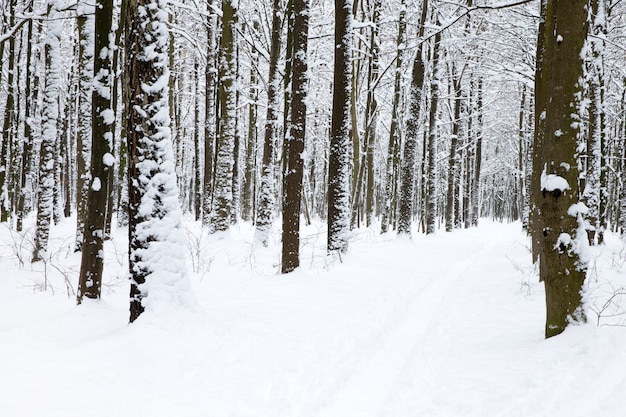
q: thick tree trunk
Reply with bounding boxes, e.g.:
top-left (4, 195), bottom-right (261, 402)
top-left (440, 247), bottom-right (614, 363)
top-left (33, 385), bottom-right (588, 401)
top-left (282, 0), bottom-right (309, 273)
top-left (126, 0), bottom-right (189, 323)
top-left (535, 0), bottom-right (588, 338)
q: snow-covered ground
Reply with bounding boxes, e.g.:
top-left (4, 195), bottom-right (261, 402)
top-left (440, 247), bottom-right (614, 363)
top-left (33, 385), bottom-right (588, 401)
top-left (1, 217), bottom-right (626, 417)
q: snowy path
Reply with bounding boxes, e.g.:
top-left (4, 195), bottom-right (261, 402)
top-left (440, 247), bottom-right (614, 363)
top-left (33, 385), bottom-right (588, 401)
top-left (317, 232), bottom-right (504, 417)
top-left (1, 220), bottom-right (626, 417)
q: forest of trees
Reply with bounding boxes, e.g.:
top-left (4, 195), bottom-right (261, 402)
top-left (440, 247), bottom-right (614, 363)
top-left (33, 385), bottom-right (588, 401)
top-left (0, 0), bottom-right (625, 336)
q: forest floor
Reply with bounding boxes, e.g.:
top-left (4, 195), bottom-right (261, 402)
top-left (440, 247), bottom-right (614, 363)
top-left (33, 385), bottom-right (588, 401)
top-left (1, 216), bottom-right (626, 417)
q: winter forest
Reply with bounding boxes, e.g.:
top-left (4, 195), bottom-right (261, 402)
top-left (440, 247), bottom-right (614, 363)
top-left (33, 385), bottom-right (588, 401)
top-left (2, 0), bottom-right (626, 415)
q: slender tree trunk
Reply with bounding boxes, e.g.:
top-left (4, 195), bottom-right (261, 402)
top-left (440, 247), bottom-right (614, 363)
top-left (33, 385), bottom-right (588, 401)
top-left (397, 0), bottom-right (428, 235)
top-left (328, 0), bottom-right (353, 254)
top-left (425, 25), bottom-right (442, 235)
top-left (381, 1), bottom-right (405, 233)
top-left (364, 0), bottom-right (380, 228)
top-left (530, 0), bottom-right (548, 262)
top-left (255, 0), bottom-right (283, 246)
top-left (0, 0), bottom-right (17, 223)
top-left (445, 74), bottom-right (462, 232)
top-left (209, 0), bottom-right (237, 233)
top-left (33, 2), bottom-right (62, 262)
top-left (193, 58), bottom-right (202, 221)
top-left (242, 19), bottom-right (260, 223)
top-left (17, 2), bottom-right (35, 232)
top-left (77, 0), bottom-right (114, 303)
top-left (470, 78), bottom-right (483, 227)
top-left (75, 6), bottom-right (95, 251)
top-left (202, 0), bottom-right (218, 226)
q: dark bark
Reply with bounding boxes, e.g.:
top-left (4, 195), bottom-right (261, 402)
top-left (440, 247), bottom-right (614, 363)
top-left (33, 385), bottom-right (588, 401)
top-left (328, 0), bottom-right (352, 253)
top-left (282, 0), bottom-right (309, 273)
top-left (397, 0), bottom-right (428, 235)
top-left (77, 0), bottom-right (114, 303)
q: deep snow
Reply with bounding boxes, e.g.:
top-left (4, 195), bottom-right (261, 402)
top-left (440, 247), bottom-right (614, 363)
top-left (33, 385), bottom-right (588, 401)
top-left (1, 217), bottom-right (625, 417)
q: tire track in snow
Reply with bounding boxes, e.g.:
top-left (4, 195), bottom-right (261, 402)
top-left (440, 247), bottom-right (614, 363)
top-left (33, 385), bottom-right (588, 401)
top-left (315, 233), bottom-right (504, 417)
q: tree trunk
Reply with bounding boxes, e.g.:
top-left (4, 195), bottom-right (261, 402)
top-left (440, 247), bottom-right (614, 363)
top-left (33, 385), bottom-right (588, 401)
top-left (397, 0), bottom-right (428, 235)
top-left (126, 0), bottom-right (189, 323)
top-left (77, 0), bottom-right (114, 303)
top-left (33, 2), bottom-right (62, 262)
top-left (255, 0), bottom-right (283, 246)
top-left (445, 74), bottom-right (462, 232)
top-left (381, 2), bottom-right (406, 234)
top-left (242, 19), bottom-right (260, 223)
top-left (209, 0), bottom-right (237, 233)
top-left (535, 0), bottom-right (588, 338)
top-left (282, 0), bottom-right (309, 273)
top-left (203, 0), bottom-right (218, 226)
top-left (328, 0), bottom-right (353, 254)
top-left (0, 0), bottom-right (17, 223)
top-left (75, 5), bottom-right (95, 252)
top-left (426, 25), bottom-right (442, 235)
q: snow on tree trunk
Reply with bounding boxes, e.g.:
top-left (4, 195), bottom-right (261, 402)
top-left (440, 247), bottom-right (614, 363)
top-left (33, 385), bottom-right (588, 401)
top-left (126, 0), bottom-right (192, 322)
top-left (380, 1), bottom-right (405, 234)
top-left (255, 0), bottom-right (282, 247)
top-left (202, 0), bottom-right (218, 227)
top-left (535, 0), bottom-right (589, 338)
top-left (328, 0), bottom-right (353, 254)
top-left (397, 0), bottom-right (428, 235)
top-left (209, 0), bottom-right (237, 233)
top-left (75, 5), bottom-right (95, 251)
top-left (0, 0), bottom-right (17, 223)
top-left (33, 2), bottom-right (62, 262)
top-left (426, 25), bottom-right (442, 235)
top-left (77, 0), bottom-right (114, 303)
top-left (17, 1), bottom-right (36, 232)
